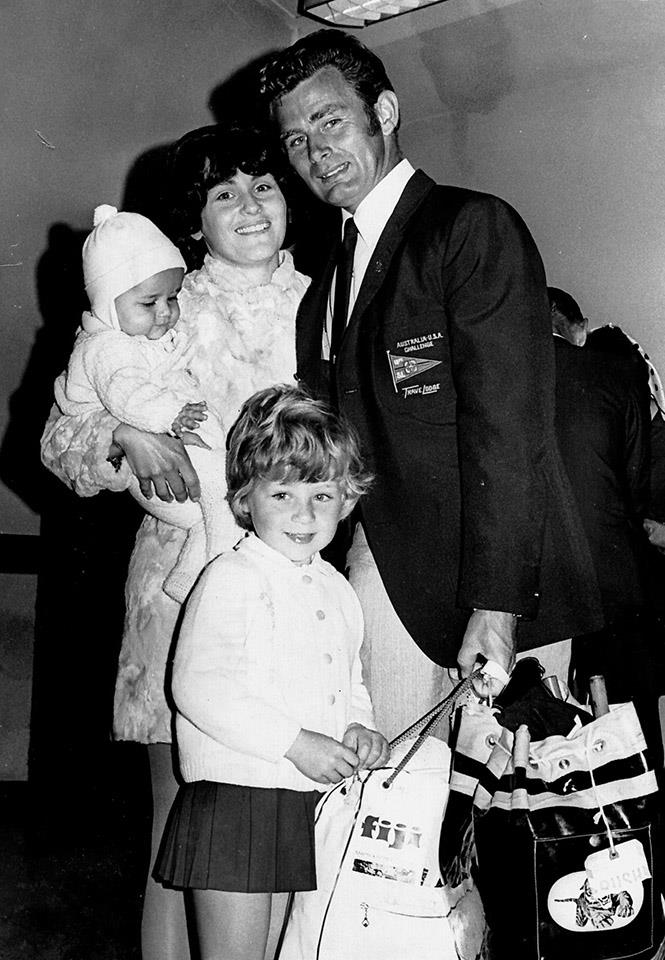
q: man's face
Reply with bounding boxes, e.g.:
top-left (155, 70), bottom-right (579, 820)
top-left (274, 66), bottom-right (399, 213)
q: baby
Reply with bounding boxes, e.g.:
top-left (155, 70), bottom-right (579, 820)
top-left (53, 204), bottom-right (238, 599)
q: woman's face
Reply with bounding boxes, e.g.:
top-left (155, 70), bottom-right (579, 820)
top-left (196, 170), bottom-right (287, 274)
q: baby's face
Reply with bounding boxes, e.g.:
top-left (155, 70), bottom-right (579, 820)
top-left (115, 267), bottom-right (184, 339)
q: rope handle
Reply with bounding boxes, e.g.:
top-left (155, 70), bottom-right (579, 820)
top-left (382, 667), bottom-right (485, 789)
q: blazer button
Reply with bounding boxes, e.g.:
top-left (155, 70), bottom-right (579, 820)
top-left (316, 610), bottom-right (326, 620)
top-left (302, 574), bottom-right (313, 584)
top-left (323, 653), bottom-right (333, 664)
top-left (328, 694), bottom-right (336, 705)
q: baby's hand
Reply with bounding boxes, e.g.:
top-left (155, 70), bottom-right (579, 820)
top-left (342, 724), bottom-right (390, 770)
top-left (285, 728), bottom-right (359, 784)
top-left (171, 401), bottom-right (207, 438)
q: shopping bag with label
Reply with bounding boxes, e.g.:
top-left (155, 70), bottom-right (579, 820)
top-left (277, 677), bottom-right (488, 960)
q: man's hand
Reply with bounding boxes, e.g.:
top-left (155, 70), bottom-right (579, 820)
top-left (644, 518), bottom-right (665, 554)
top-left (457, 609), bottom-right (517, 697)
top-left (342, 724), bottom-right (390, 770)
top-left (113, 423), bottom-right (202, 503)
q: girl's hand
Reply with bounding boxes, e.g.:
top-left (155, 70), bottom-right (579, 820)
top-left (113, 423), bottom-right (201, 502)
top-left (285, 728), bottom-right (359, 784)
top-left (342, 724), bottom-right (390, 770)
top-left (171, 401), bottom-right (208, 438)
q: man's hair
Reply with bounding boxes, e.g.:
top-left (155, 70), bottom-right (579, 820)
top-left (548, 286), bottom-right (584, 325)
top-left (166, 124), bottom-right (287, 244)
top-left (259, 29), bottom-right (397, 136)
top-left (226, 384), bottom-right (373, 530)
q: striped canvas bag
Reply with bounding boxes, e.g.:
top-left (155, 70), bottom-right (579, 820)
top-left (470, 703), bottom-right (664, 960)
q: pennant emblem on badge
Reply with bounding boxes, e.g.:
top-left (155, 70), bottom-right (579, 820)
top-left (387, 352), bottom-right (443, 392)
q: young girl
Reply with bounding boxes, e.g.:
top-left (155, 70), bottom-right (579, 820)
top-left (155, 384), bottom-right (390, 960)
top-left (53, 203), bottom-right (239, 600)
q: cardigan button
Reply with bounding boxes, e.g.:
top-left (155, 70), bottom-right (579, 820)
top-left (323, 653), bottom-right (333, 664)
top-left (328, 694), bottom-right (336, 705)
top-left (316, 610), bottom-right (326, 620)
top-left (302, 574), bottom-right (313, 584)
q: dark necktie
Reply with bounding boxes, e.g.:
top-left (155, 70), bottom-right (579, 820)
top-left (330, 218), bottom-right (358, 362)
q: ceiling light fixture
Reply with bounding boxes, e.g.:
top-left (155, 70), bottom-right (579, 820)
top-left (298, 0), bottom-right (449, 29)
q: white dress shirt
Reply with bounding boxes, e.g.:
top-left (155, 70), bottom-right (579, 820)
top-left (324, 158), bottom-right (415, 358)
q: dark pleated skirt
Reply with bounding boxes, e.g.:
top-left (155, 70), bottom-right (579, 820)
top-left (154, 780), bottom-right (321, 892)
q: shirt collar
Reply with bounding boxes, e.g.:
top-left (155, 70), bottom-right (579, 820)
top-left (344, 158), bottom-right (415, 250)
top-left (236, 531), bottom-right (329, 574)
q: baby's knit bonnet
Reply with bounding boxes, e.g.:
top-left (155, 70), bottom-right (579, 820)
top-left (82, 205), bottom-right (186, 330)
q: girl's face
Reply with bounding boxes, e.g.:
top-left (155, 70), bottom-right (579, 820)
top-left (195, 170), bottom-right (287, 276)
top-left (244, 477), bottom-right (355, 565)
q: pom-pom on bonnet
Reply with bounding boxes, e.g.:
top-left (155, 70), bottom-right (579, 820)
top-left (82, 205), bottom-right (186, 330)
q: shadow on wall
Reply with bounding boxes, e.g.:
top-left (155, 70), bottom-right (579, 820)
top-left (0, 216), bottom-right (146, 826)
top-left (418, 2), bottom-right (515, 177)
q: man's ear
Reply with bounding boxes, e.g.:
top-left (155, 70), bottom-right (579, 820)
top-left (574, 320), bottom-right (588, 348)
top-left (374, 90), bottom-right (399, 136)
top-left (340, 495), bottom-right (358, 521)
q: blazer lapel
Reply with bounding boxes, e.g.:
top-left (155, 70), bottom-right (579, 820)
top-left (348, 169), bottom-right (436, 326)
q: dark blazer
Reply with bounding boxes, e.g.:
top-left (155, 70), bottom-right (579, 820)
top-left (296, 170), bottom-right (603, 666)
top-left (554, 337), bottom-right (651, 616)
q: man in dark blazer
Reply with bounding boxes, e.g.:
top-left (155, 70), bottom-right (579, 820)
top-left (261, 31), bottom-right (602, 734)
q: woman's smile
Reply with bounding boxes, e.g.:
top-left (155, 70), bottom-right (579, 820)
top-left (196, 170), bottom-right (287, 281)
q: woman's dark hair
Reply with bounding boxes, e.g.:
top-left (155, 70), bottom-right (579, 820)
top-left (166, 124), bottom-right (287, 262)
top-left (259, 29), bottom-right (397, 136)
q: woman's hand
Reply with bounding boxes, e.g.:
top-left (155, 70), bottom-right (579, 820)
top-left (113, 423), bottom-right (202, 502)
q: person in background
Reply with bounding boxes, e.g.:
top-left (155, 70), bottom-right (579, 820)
top-left (584, 323), bottom-right (665, 609)
top-left (549, 287), bottom-right (661, 764)
top-left (155, 384), bottom-right (388, 960)
top-left (40, 126), bottom-right (310, 960)
top-left (259, 29), bottom-right (602, 738)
